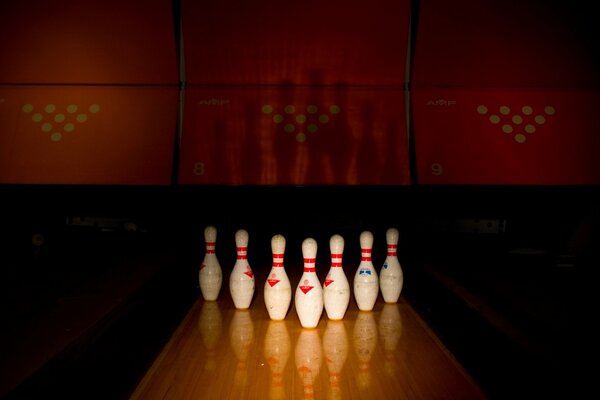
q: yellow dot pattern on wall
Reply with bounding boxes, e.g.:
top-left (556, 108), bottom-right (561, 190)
top-left (262, 103), bottom-right (341, 143)
top-left (477, 104), bottom-right (555, 144)
top-left (22, 103), bottom-right (100, 142)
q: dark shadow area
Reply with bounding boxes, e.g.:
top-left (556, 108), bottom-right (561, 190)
top-left (1, 184), bottom-right (597, 399)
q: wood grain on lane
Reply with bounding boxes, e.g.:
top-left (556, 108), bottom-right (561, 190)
top-left (130, 267), bottom-right (488, 400)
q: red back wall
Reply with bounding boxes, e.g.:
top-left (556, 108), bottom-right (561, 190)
top-left (179, 0), bottom-right (412, 185)
top-left (411, 0), bottom-right (600, 185)
top-left (0, 0), bottom-right (178, 184)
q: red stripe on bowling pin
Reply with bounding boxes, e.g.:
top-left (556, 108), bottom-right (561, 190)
top-left (272, 252), bottom-right (284, 267)
top-left (361, 247), bottom-right (372, 262)
top-left (387, 243), bottom-right (397, 256)
top-left (237, 246), bottom-right (247, 260)
top-left (331, 253), bottom-right (342, 267)
top-left (205, 240), bottom-right (216, 254)
top-left (273, 253), bottom-right (283, 267)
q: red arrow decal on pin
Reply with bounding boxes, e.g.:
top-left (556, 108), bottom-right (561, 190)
top-left (244, 271), bottom-right (254, 278)
top-left (267, 279), bottom-right (280, 287)
top-left (299, 285), bottom-right (314, 294)
top-left (200, 264), bottom-right (206, 270)
top-left (324, 279), bottom-right (334, 287)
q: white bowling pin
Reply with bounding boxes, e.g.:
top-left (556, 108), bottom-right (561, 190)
top-left (230, 229), bottom-right (255, 310)
top-left (353, 231), bottom-right (379, 311)
top-left (199, 225), bottom-right (223, 301)
top-left (264, 234), bottom-right (292, 321)
top-left (295, 238), bottom-right (324, 329)
top-left (379, 227), bottom-right (404, 303)
top-left (323, 234), bottom-right (350, 320)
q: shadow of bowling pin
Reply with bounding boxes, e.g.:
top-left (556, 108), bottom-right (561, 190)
top-left (229, 309), bottom-right (254, 387)
top-left (198, 300), bottom-right (223, 372)
top-left (378, 303), bottom-right (403, 377)
top-left (323, 320), bottom-right (349, 400)
top-left (353, 311), bottom-right (377, 390)
top-left (264, 320), bottom-right (291, 400)
top-left (295, 329), bottom-right (323, 400)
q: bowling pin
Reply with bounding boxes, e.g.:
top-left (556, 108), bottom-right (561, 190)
top-left (230, 229), bottom-right (255, 310)
top-left (353, 230), bottom-right (379, 311)
top-left (379, 227), bottom-right (404, 303)
top-left (295, 238), bottom-right (324, 329)
top-left (199, 225), bottom-right (223, 301)
top-left (264, 234), bottom-right (292, 321)
top-left (323, 234), bottom-right (350, 320)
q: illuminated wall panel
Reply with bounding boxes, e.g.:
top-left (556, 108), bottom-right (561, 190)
top-left (0, 0), bottom-right (178, 184)
top-left (179, 87), bottom-right (409, 185)
top-left (180, 0), bottom-right (411, 184)
top-left (412, 88), bottom-right (600, 185)
top-left (0, 86), bottom-right (178, 184)
top-left (412, 0), bottom-right (600, 185)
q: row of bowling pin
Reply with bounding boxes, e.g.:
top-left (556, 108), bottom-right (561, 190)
top-left (198, 226), bottom-right (403, 328)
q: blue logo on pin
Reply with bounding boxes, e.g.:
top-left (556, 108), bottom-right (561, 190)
top-left (383, 262), bottom-right (389, 269)
top-left (359, 269), bottom-right (372, 276)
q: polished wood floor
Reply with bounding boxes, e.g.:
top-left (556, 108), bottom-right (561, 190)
top-left (130, 273), bottom-right (488, 400)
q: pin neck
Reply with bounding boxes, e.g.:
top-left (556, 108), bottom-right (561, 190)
top-left (237, 246), bottom-right (247, 260)
top-left (361, 247), bottom-right (372, 261)
top-left (272, 253), bottom-right (284, 267)
top-left (303, 257), bottom-right (316, 272)
top-left (330, 253), bottom-right (342, 267)
top-left (205, 241), bottom-right (216, 254)
top-left (387, 244), bottom-right (397, 256)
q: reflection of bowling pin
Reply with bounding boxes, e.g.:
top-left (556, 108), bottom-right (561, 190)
top-left (323, 234), bottom-right (350, 321)
top-left (378, 303), bottom-right (403, 376)
top-left (353, 231), bottom-right (379, 311)
top-left (353, 311), bottom-right (377, 390)
top-left (230, 229), bottom-right (255, 310)
top-left (264, 321), bottom-right (291, 400)
top-left (198, 301), bottom-right (223, 371)
top-left (295, 329), bottom-right (323, 400)
top-left (323, 320), bottom-right (348, 400)
top-left (264, 234), bottom-right (292, 321)
top-left (199, 225), bottom-right (223, 301)
top-left (295, 238), bottom-right (324, 328)
top-left (379, 227), bottom-right (404, 304)
top-left (230, 310), bottom-right (254, 387)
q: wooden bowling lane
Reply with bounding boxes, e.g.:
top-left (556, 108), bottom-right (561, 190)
top-left (129, 288), bottom-right (488, 399)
